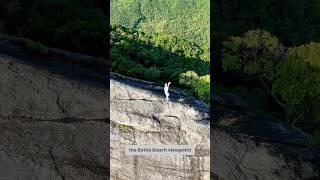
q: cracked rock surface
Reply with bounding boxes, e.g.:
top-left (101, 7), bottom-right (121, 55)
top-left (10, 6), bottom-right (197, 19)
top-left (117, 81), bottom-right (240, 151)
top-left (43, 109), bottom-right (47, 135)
top-left (110, 72), bottom-right (319, 180)
top-left (0, 41), bottom-right (108, 179)
top-left (212, 105), bottom-right (320, 180)
top-left (110, 74), bottom-right (210, 180)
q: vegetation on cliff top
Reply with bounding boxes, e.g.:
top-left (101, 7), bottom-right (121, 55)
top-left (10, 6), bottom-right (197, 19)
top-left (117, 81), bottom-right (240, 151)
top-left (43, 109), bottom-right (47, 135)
top-left (221, 29), bottom-right (320, 138)
top-left (111, 0), bottom-right (210, 102)
top-left (0, 0), bottom-right (106, 57)
top-left (214, 0), bottom-right (320, 139)
top-left (110, 25), bottom-right (210, 102)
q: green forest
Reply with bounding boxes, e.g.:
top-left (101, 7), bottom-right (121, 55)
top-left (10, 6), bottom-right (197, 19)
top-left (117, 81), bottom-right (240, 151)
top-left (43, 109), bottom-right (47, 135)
top-left (111, 0), bottom-right (210, 103)
top-left (111, 25), bottom-right (210, 102)
top-left (214, 0), bottom-right (320, 139)
top-left (0, 0), bottom-right (107, 57)
top-left (111, 0), bottom-right (210, 54)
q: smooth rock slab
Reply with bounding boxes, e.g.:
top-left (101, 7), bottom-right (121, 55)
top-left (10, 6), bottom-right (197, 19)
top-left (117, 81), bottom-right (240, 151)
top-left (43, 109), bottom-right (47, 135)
top-left (110, 76), bottom-right (210, 180)
top-left (0, 43), bottom-right (108, 180)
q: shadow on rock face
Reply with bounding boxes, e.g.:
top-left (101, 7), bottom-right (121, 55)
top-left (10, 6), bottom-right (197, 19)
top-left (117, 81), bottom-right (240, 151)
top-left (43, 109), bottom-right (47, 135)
top-left (0, 41), bottom-right (109, 179)
top-left (212, 104), bottom-right (320, 180)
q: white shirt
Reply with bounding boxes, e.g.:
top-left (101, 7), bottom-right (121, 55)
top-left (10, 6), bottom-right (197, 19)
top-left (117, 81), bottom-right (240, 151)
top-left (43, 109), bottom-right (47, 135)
top-left (164, 85), bottom-right (169, 96)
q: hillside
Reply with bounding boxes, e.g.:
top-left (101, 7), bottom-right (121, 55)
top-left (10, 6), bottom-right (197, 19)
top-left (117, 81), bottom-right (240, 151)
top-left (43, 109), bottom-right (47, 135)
top-left (110, 25), bottom-right (210, 103)
top-left (211, 0), bottom-right (320, 141)
top-left (111, 0), bottom-right (210, 52)
top-left (110, 0), bottom-right (210, 103)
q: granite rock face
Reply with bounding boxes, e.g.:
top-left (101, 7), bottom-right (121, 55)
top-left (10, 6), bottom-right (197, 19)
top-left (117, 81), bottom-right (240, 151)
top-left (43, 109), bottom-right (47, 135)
top-left (111, 72), bottom-right (320, 180)
top-left (212, 105), bottom-right (320, 180)
top-left (1, 39), bottom-right (319, 180)
top-left (0, 41), bottom-right (108, 180)
top-left (110, 73), bottom-right (210, 180)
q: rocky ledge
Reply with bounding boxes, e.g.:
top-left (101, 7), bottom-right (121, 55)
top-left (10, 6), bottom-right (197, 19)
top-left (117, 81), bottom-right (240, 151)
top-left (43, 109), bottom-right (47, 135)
top-left (110, 73), bottom-right (210, 179)
top-left (111, 72), bottom-right (320, 180)
top-left (212, 98), bottom-right (320, 179)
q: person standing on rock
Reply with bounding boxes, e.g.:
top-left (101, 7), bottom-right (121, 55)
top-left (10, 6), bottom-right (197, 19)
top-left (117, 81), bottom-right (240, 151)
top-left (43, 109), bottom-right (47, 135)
top-left (164, 82), bottom-right (171, 102)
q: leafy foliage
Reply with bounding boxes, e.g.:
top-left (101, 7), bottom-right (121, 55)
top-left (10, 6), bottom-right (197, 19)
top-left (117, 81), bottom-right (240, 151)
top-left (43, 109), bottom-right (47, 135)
top-left (179, 71), bottom-right (210, 102)
top-left (111, 0), bottom-right (210, 55)
top-left (111, 25), bottom-right (210, 102)
top-left (111, 0), bottom-right (210, 102)
top-left (288, 42), bottom-right (320, 68)
top-left (221, 29), bottom-right (320, 137)
top-left (215, 0), bottom-right (320, 138)
top-left (272, 57), bottom-right (320, 129)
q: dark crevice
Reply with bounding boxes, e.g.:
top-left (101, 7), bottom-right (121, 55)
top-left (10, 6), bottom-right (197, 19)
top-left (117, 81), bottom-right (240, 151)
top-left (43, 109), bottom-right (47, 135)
top-left (10, 116), bottom-right (108, 124)
top-left (111, 98), bottom-right (161, 102)
top-left (49, 147), bottom-right (66, 180)
top-left (73, 162), bottom-right (107, 177)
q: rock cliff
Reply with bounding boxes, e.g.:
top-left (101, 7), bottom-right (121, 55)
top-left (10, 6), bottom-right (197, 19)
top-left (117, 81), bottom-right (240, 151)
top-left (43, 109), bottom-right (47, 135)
top-left (111, 72), bottom-right (320, 180)
top-left (1, 39), bottom-right (319, 180)
top-left (110, 73), bottom-right (210, 179)
top-left (0, 40), bottom-right (108, 179)
top-left (212, 101), bottom-right (320, 179)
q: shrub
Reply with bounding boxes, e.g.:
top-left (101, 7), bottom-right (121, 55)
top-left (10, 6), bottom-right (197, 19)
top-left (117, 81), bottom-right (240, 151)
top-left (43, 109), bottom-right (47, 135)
top-left (143, 67), bottom-right (161, 80)
top-left (179, 71), bottom-right (210, 102)
top-left (0, 33), bottom-right (48, 55)
top-left (24, 39), bottom-right (49, 55)
top-left (272, 55), bottom-right (320, 129)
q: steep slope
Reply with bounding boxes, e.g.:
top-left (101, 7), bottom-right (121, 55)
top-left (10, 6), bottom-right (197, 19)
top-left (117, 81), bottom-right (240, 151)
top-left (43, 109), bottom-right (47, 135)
top-left (0, 40), bottom-right (108, 179)
top-left (213, 99), bottom-right (320, 179)
top-left (2, 39), bottom-right (319, 179)
top-left (110, 73), bottom-right (210, 179)
top-left (111, 72), bottom-right (320, 179)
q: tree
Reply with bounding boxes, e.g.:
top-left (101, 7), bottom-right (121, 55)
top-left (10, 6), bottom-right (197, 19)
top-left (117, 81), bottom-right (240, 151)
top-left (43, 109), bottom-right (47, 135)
top-left (222, 30), bottom-right (320, 136)
top-left (179, 71), bottom-right (210, 102)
